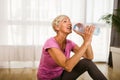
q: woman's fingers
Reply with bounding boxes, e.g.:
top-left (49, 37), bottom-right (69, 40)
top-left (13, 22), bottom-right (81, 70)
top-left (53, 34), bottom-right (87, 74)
top-left (73, 24), bottom-right (95, 39)
top-left (84, 25), bottom-right (95, 35)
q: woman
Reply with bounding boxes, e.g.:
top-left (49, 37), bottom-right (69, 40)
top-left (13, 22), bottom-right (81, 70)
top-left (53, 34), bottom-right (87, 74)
top-left (37, 15), bottom-right (107, 80)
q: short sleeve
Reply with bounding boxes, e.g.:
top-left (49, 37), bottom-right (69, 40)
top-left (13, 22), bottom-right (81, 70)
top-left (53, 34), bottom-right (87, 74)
top-left (43, 37), bottom-right (60, 51)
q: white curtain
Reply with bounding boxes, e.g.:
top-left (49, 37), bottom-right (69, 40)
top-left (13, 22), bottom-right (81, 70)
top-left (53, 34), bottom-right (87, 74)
top-left (0, 0), bottom-right (114, 68)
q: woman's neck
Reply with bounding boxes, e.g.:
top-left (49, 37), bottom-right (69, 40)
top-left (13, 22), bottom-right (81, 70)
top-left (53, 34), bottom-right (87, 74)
top-left (54, 33), bottom-right (67, 51)
top-left (54, 33), bottom-right (67, 44)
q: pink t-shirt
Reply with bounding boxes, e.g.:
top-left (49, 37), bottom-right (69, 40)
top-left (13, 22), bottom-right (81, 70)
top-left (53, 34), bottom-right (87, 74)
top-left (37, 37), bottom-right (76, 80)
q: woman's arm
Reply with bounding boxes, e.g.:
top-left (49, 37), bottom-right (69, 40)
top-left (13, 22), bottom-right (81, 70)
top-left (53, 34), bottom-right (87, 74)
top-left (48, 42), bottom-right (88, 72)
top-left (83, 44), bottom-right (94, 60)
top-left (73, 44), bottom-right (94, 60)
top-left (73, 25), bottom-right (95, 60)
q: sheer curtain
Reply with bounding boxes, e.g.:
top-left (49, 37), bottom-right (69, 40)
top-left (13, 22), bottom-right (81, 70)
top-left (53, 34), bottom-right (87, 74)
top-left (0, 0), bottom-right (113, 68)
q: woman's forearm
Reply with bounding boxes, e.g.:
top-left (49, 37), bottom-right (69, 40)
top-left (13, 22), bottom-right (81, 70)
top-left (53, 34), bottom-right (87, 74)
top-left (84, 44), bottom-right (94, 60)
top-left (65, 43), bottom-right (88, 72)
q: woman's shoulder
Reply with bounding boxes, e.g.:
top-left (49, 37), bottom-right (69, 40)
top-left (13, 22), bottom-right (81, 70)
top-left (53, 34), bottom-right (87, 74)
top-left (45, 37), bottom-right (56, 43)
top-left (43, 37), bottom-right (59, 49)
top-left (44, 37), bottom-right (58, 46)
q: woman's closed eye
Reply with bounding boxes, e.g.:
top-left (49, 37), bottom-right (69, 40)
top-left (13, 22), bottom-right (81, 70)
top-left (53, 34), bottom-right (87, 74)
top-left (63, 20), bottom-right (67, 23)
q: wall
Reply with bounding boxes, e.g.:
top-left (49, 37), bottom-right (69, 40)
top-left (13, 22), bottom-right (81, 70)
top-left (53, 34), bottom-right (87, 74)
top-left (111, 47), bottom-right (120, 73)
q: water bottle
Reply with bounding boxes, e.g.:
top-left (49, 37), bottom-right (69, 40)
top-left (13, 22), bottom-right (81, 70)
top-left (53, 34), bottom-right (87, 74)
top-left (73, 23), bottom-right (100, 36)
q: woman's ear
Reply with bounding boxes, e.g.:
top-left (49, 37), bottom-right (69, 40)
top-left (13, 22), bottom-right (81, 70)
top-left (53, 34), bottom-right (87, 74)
top-left (54, 25), bottom-right (60, 31)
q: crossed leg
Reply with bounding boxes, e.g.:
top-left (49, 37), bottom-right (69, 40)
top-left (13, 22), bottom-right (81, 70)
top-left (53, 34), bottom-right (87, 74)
top-left (53, 59), bottom-right (107, 80)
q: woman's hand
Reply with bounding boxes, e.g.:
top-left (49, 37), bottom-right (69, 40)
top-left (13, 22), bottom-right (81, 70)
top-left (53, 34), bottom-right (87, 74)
top-left (74, 25), bottom-right (95, 46)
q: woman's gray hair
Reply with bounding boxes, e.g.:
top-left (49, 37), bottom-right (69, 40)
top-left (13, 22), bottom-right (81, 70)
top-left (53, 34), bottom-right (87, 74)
top-left (52, 15), bottom-right (68, 32)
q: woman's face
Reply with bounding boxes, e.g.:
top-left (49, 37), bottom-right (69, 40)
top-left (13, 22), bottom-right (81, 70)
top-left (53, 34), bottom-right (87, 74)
top-left (58, 17), bottom-right (72, 34)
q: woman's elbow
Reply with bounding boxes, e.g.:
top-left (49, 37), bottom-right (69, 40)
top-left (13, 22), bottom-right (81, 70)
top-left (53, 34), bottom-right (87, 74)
top-left (85, 56), bottom-right (94, 60)
top-left (90, 56), bottom-right (94, 60)
top-left (89, 57), bottom-right (94, 60)
top-left (64, 66), bottom-right (73, 72)
top-left (90, 57), bottom-right (94, 60)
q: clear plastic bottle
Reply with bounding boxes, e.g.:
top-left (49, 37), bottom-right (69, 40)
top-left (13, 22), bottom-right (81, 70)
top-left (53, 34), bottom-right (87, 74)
top-left (73, 23), bottom-right (100, 36)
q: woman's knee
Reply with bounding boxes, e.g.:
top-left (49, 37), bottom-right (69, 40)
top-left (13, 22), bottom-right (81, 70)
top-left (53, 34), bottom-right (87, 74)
top-left (77, 59), bottom-right (95, 68)
top-left (80, 58), bottom-right (93, 64)
top-left (73, 59), bottom-right (90, 70)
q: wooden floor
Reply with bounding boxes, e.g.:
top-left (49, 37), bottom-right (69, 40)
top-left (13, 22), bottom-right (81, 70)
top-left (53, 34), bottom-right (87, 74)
top-left (0, 63), bottom-right (120, 80)
top-left (77, 62), bottom-right (120, 80)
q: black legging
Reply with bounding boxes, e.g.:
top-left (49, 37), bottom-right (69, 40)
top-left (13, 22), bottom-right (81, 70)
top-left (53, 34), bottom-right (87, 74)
top-left (53, 59), bottom-right (107, 80)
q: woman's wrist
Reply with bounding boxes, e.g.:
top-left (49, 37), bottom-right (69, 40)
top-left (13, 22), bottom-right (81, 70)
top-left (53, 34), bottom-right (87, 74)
top-left (83, 42), bottom-right (89, 48)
